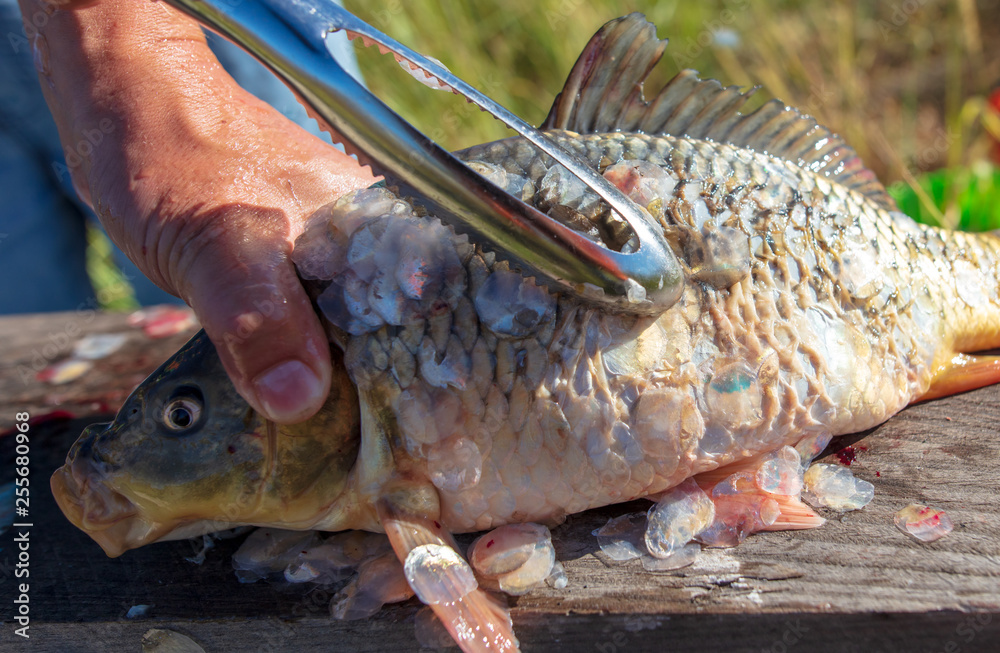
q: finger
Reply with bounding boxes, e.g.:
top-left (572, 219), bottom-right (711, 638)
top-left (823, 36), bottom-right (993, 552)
top-left (173, 206), bottom-right (332, 424)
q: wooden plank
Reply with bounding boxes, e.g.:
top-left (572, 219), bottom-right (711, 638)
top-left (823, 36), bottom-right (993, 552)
top-left (0, 309), bottom-right (198, 431)
top-left (19, 613), bottom-right (1000, 653)
top-left (2, 312), bottom-right (999, 651)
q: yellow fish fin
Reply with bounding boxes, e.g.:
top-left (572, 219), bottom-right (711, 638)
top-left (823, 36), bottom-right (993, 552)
top-left (918, 353), bottom-right (1000, 402)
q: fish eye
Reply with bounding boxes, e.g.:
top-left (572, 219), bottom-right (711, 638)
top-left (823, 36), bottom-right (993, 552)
top-left (163, 387), bottom-right (203, 432)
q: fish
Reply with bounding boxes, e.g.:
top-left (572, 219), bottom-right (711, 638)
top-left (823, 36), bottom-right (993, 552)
top-left (50, 13), bottom-right (1000, 653)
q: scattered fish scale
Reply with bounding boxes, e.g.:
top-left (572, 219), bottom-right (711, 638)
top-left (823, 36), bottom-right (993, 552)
top-left (802, 463), bottom-right (875, 512)
top-left (641, 543), bottom-right (701, 571)
top-left (536, 164), bottom-right (602, 217)
top-left (37, 358), bottom-right (93, 385)
top-left (333, 552), bottom-right (414, 620)
top-left (894, 503), bottom-right (954, 542)
top-left (51, 13), bottom-right (1000, 653)
top-left (126, 604), bottom-right (152, 619)
top-left (468, 523), bottom-right (556, 595)
top-left (73, 333), bottom-right (129, 360)
top-left (795, 432), bottom-right (834, 464)
top-left (594, 511), bottom-right (697, 571)
top-left (756, 446), bottom-right (805, 496)
top-left (545, 561), bottom-right (568, 589)
top-left (591, 512), bottom-right (647, 562)
top-left (465, 161), bottom-right (534, 202)
top-left (231, 528), bottom-right (322, 583)
top-left (228, 527), bottom-right (413, 621)
top-left (232, 528), bottom-right (392, 587)
top-left (283, 542), bottom-right (356, 584)
top-left (645, 478), bottom-right (715, 558)
top-left (141, 628), bottom-right (205, 653)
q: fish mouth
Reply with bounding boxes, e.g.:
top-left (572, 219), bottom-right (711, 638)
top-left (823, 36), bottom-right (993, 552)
top-left (50, 454), bottom-right (171, 558)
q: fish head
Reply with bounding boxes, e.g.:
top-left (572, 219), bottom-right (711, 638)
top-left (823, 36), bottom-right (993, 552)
top-left (51, 329), bottom-right (362, 557)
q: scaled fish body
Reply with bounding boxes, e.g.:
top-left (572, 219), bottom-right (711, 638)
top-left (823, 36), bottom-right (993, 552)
top-left (52, 14), bottom-right (1000, 653)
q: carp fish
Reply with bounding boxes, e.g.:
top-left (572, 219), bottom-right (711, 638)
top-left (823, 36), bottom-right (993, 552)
top-left (51, 14), bottom-right (1000, 653)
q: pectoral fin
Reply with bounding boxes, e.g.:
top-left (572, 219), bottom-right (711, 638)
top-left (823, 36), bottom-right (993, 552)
top-left (377, 492), bottom-right (519, 653)
top-left (686, 445), bottom-right (827, 548)
top-left (917, 353), bottom-right (1000, 402)
top-left (760, 493), bottom-right (827, 531)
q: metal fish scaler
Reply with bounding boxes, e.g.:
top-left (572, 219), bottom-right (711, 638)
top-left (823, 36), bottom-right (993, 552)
top-left (51, 15), bottom-right (1000, 652)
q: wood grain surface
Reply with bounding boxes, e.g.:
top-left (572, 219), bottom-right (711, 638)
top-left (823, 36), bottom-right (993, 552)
top-left (1, 310), bottom-right (998, 652)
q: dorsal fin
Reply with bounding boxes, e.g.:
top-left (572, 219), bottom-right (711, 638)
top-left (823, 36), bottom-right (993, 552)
top-left (542, 13), bottom-right (896, 210)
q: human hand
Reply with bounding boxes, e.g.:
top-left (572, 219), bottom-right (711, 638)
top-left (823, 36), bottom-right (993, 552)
top-left (20, 0), bottom-right (377, 423)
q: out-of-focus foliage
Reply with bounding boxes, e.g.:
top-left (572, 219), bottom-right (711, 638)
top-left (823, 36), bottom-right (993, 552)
top-left (85, 224), bottom-right (140, 312)
top-left (890, 165), bottom-right (1000, 232)
top-left (345, 0), bottom-right (1000, 228)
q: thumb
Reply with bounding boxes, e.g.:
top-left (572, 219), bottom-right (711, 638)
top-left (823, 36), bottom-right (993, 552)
top-left (173, 207), bottom-right (331, 425)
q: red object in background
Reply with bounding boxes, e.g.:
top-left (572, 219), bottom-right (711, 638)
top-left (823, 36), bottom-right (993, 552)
top-left (128, 305), bottom-right (197, 339)
top-left (989, 86), bottom-right (1000, 165)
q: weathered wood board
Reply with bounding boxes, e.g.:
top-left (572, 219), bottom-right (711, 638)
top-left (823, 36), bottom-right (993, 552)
top-left (2, 311), bottom-right (999, 652)
top-left (0, 309), bottom-right (199, 431)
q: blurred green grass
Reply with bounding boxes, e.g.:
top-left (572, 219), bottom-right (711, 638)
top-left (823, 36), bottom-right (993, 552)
top-left (889, 165), bottom-right (1000, 231)
top-left (89, 0), bottom-right (1000, 308)
top-left (343, 0), bottom-right (999, 187)
top-left (85, 223), bottom-right (140, 312)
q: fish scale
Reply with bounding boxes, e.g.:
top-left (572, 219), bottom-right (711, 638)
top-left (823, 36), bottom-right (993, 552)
top-left (50, 14), bottom-right (1000, 653)
top-left (291, 121), bottom-right (986, 534)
